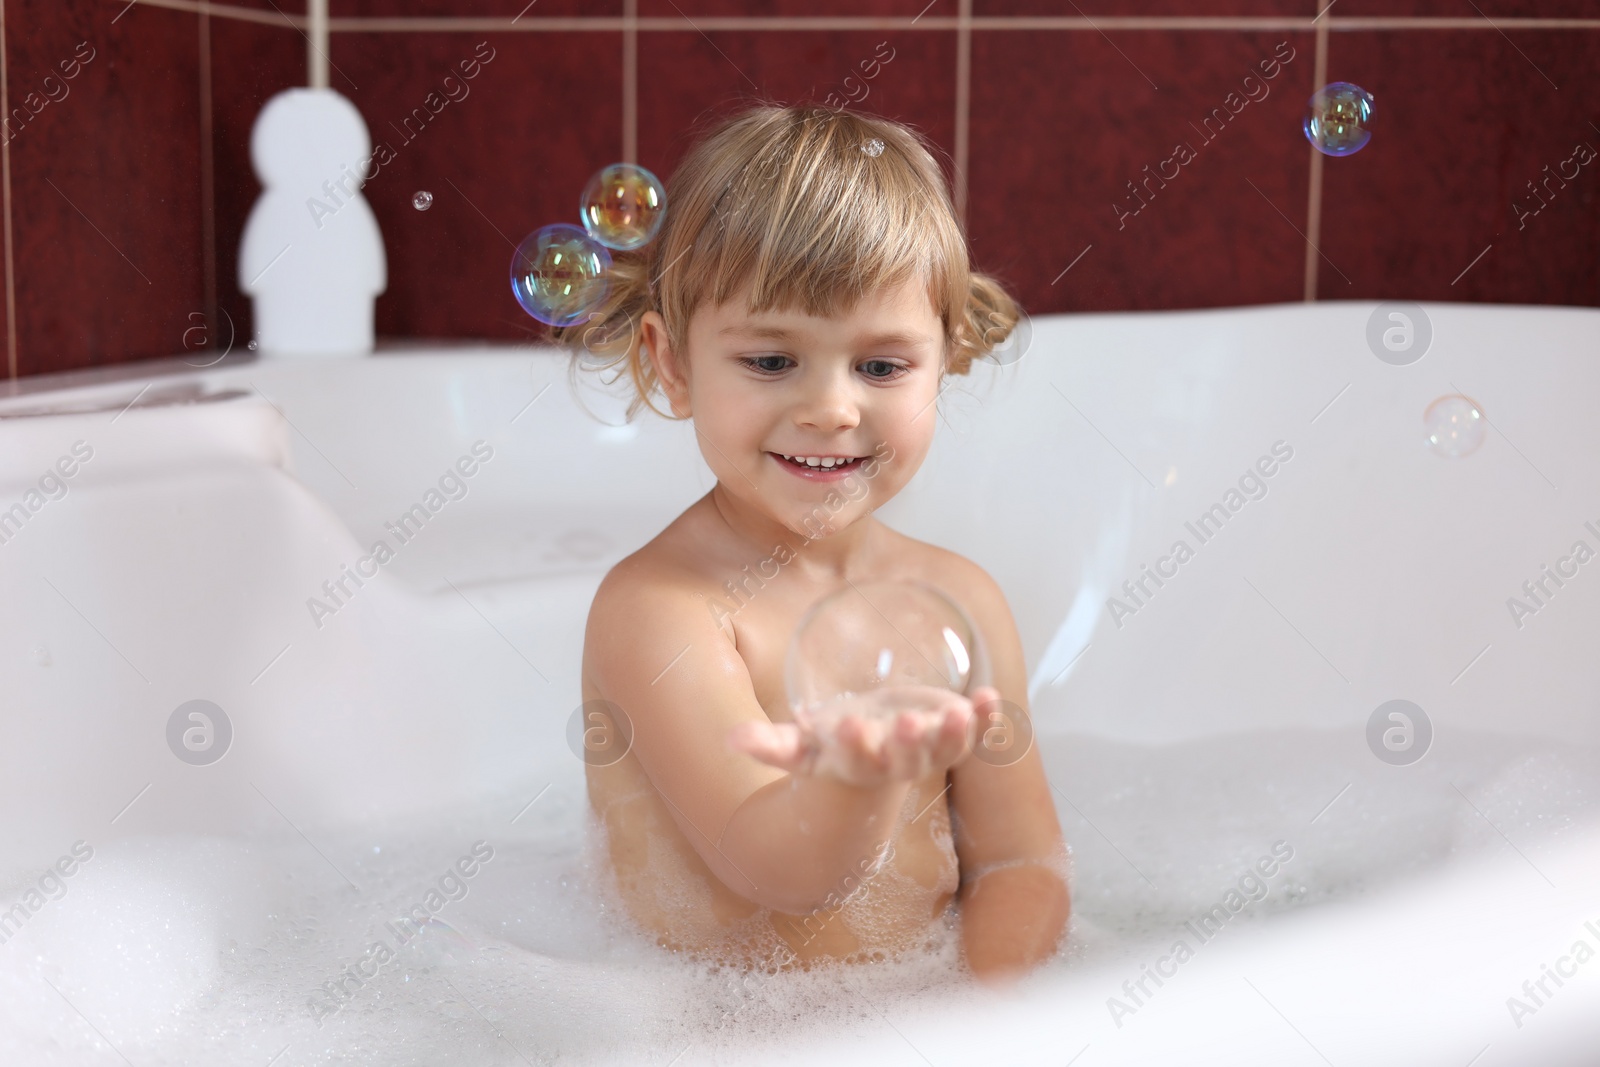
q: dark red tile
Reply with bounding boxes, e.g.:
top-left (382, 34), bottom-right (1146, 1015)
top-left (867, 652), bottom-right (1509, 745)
top-left (976, 1), bottom-right (1314, 16)
top-left (1316, 31), bottom-right (1600, 304)
top-left (210, 17), bottom-right (309, 354)
top-left (637, 29), bottom-right (957, 186)
top-left (331, 0), bottom-right (616, 16)
top-left (1334, 1), bottom-right (1600, 17)
top-left (330, 32), bottom-right (622, 339)
top-left (639, 0), bottom-right (912, 16)
top-left (969, 30), bottom-right (1315, 313)
top-left (8, 0), bottom-right (205, 376)
top-left (220, 0), bottom-right (307, 13)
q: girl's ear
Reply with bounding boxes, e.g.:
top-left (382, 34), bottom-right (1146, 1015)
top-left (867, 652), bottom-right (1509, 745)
top-left (640, 310), bottom-right (692, 419)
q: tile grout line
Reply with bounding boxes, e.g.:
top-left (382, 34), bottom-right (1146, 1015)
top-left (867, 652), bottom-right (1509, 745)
top-left (199, 4), bottom-right (218, 347)
top-left (623, 0), bottom-right (637, 163)
top-left (1, 0), bottom-right (14, 380)
top-left (105, 3), bottom-right (1600, 33)
top-left (954, 0), bottom-right (971, 227)
top-left (309, 0), bottom-right (329, 87)
top-left (316, 15), bottom-right (1600, 32)
top-left (1303, 7), bottom-right (1328, 302)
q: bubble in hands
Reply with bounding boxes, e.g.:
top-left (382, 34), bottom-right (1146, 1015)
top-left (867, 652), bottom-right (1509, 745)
top-left (785, 580), bottom-right (989, 740)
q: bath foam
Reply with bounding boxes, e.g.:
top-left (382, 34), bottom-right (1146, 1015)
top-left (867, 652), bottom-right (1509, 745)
top-left (1, 726), bottom-right (1596, 1065)
top-left (1041, 725), bottom-right (1600, 969)
top-left (828, 783), bottom-right (961, 956)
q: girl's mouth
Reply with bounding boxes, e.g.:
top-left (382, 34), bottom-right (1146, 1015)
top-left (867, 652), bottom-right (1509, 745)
top-left (768, 452), bottom-right (867, 481)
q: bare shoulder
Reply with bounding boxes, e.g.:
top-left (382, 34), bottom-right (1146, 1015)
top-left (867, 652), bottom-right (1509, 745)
top-left (872, 526), bottom-right (1028, 702)
top-left (583, 506), bottom-right (730, 685)
top-left (590, 494), bottom-right (726, 608)
top-left (884, 529), bottom-right (1019, 639)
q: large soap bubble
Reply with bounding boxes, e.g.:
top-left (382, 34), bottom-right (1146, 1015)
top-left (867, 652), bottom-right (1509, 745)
top-left (510, 223), bottom-right (613, 328)
top-left (580, 163), bottom-right (666, 251)
top-left (785, 580), bottom-right (988, 734)
top-left (1304, 82), bottom-right (1374, 156)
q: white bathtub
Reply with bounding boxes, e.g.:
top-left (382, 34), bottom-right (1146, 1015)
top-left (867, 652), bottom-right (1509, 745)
top-left (0, 301), bottom-right (1596, 1065)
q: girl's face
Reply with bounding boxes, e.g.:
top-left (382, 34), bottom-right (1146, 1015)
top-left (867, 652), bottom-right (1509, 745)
top-left (645, 276), bottom-right (945, 542)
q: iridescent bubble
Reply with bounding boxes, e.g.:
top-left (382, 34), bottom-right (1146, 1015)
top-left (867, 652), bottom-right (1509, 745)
top-left (579, 163), bottom-right (666, 251)
top-left (1424, 394), bottom-right (1487, 458)
top-left (785, 580), bottom-right (988, 731)
top-left (510, 223), bottom-right (613, 328)
top-left (412, 190), bottom-right (433, 211)
top-left (1304, 82), bottom-right (1374, 157)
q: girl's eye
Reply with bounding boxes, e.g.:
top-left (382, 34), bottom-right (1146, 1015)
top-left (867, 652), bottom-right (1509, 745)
top-left (860, 359), bottom-right (905, 380)
top-left (738, 354), bottom-right (792, 374)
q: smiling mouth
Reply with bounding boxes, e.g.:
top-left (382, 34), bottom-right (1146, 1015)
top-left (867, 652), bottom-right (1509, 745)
top-left (769, 452), bottom-right (867, 475)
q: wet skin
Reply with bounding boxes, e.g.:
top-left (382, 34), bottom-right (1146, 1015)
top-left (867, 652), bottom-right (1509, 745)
top-left (581, 276), bottom-right (1070, 982)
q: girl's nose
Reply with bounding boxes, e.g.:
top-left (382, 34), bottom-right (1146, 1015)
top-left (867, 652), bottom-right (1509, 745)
top-left (794, 369), bottom-right (861, 432)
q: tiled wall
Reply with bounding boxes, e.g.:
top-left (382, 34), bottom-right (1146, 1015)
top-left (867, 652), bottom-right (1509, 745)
top-left (4, 0), bottom-right (1597, 379)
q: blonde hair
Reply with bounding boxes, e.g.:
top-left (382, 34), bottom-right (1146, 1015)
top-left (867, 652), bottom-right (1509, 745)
top-left (549, 102), bottom-right (1022, 421)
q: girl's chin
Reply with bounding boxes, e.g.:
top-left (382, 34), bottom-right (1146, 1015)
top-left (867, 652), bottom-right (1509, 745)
top-left (782, 502), bottom-right (871, 542)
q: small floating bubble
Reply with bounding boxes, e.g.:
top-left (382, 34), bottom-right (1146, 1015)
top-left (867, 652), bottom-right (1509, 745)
top-left (412, 190), bottom-right (434, 211)
top-left (1304, 82), bottom-right (1374, 156)
top-left (1424, 395), bottom-right (1487, 458)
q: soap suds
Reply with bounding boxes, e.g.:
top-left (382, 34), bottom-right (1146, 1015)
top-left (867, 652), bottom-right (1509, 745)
top-left (1, 727), bottom-right (1595, 1065)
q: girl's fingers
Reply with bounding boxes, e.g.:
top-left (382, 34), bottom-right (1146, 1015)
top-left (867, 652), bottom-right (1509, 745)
top-left (931, 705), bottom-right (973, 767)
top-left (736, 691), bottom-right (999, 784)
top-left (884, 711), bottom-right (923, 779)
top-left (835, 714), bottom-right (887, 783)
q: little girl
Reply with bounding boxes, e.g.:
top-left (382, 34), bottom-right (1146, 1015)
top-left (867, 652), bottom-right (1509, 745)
top-left (551, 103), bottom-right (1069, 984)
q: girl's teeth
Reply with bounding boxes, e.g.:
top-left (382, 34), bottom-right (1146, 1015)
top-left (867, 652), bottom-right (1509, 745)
top-left (780, 454), bottom-right (853, 469)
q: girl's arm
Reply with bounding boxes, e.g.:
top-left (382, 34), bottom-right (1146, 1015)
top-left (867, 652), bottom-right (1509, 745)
top-left (943, 558), bottom-right (1072, 983)
top-left (587, 563), bottom-right (975, 915)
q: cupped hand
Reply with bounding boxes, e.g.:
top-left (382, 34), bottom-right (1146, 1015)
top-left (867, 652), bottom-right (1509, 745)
top-left (726, 685), bottom-right (1000, 788)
